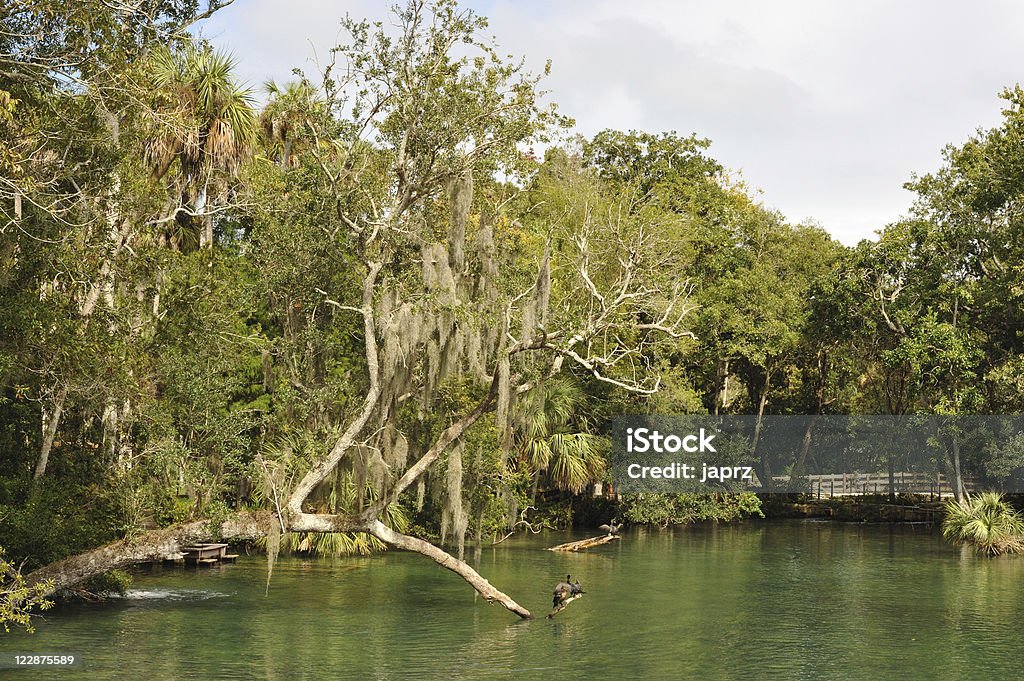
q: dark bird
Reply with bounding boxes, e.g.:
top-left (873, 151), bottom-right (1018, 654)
top-left (599, 519), bottom-right (623, 536)
top-left (553, 574), bottom-right (574, 608)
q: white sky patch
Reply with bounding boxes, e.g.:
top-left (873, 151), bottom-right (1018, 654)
top-left (199, 0), bottom-right (1024, 245)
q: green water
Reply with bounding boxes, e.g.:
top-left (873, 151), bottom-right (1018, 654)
top-left (3, 521), bottom-right (1024, 680)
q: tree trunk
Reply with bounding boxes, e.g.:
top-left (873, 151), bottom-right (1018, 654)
top-left (714, 358), bottom-right (729, 415)
top-left (790, 415), bottom-right (817, 489)
top-left (751, 371), bottom-right (772, 492)
top-left (35, 219), bottom-right (132, 481)
top-left (280, 139), bottom-right (292, 169)
top-left (547, 534), bottom-right (619, 552)
top-left (286, 262), bottom-right (383, 516)
top-left (367, 520), bottom-right (532, 619)
top-left (25, 513), bottom-right (271, 598)
top-left (34, 387), bottom-right (67, 480)
top-left (950, 432), bottom-right (965, 502)
top-left (203, 216), bottom-right (213, 250)
top-left (101, 400), bottom-right (118, 463)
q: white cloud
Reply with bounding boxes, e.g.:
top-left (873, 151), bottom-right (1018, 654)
top-left (200, 0), bottom-right (1024, 245)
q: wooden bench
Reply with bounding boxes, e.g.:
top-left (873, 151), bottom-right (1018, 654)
top-left (182, 543), bottom-right (230, 563)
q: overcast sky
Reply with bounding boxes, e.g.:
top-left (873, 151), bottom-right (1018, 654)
top-left (199, 0), bottom-right (1024, 245)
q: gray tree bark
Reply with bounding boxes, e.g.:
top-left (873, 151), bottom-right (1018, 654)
top-left (34, 387), bottom-right (67, 480)
top-left (367, 520), bottom-right (531, 619)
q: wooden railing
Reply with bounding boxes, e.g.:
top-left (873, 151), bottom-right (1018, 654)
top-left (773, 471), bottom-right (973, 498)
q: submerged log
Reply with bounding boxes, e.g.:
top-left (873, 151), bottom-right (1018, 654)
top-left (547, 534), bottom-right (620, 552)
top-left (546, 592), bottom-right (585, 619)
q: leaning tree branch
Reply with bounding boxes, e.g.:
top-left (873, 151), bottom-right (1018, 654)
top-left (367, 520), bottom-right (532, 619)
top-left (286, 261), bottom-right (383, 516)
top-left (365, 371), bottom-right (500, 520)
top-left (20, 509), bottom-right (374, 602)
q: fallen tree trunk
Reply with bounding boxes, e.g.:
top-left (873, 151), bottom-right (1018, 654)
top-left (22, 511), bottom-right (533, 620)
top-left (368, 520), bottom-right (532, 619)
top-left (25, 512), bottom-right (272, 598)
top-left (547, 535), bottom-right (620, 552)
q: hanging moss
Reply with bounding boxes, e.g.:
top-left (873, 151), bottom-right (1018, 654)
top-left (264, 516), bottom-right (280, 596)
top-left (437, 248), bottom-right (457, 298)
top-left (519, 299), bottom-right (537, 347)
top-left (421, 241), bottom-right (439, 291)
top-left (495, 355), bottom-right (511, 447)
top-left (473, 213), bottom-right (499, 303)
top-left (355, 168), bottom-right (526, 551)
top-left (440, 439), bottom-right (468, 560)
top-left (466, 326), bottom-right (485, 379)
top-left (367, 446), bottom-right (387, 494)
top-left (449, 168), bottom-right (472, 273)
top-left (389, 430), bottom-right (409, 470)
top-left (536, 244), bottom-right (551, 327)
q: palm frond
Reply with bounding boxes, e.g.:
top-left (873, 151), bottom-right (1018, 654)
top-left (142, 44), bottom-right (257, 183)
top-left (943, 492), bottom-right (1024, 556)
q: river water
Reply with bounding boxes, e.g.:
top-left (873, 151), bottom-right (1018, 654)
top-left (2, 520), bottom-right (1024, 680)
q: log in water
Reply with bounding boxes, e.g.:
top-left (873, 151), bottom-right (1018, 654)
top-left (547, 534), bottom-right (620, 552)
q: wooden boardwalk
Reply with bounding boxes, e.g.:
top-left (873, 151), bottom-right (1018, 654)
top-left (776, 472), bottom-right (972, 499)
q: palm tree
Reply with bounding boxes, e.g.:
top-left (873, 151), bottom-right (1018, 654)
top-left (519, 378), bottom-right (605, 499)
top-left (943, 491), bottom-right (1024, 556)
top-left (260, 79), bottom-right (321, 169)
top-left (254, 432), bottom-right (411, 557)
top-left (144, 45), bottom-right (257, 250)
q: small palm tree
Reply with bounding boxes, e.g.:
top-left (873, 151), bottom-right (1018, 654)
top-left (943, 491), bottom-right (1024, 556)
top-left (260, 80), bottom-right (321, 169)
top-left (253, 433), bottom-right (410, 557)
top-left (519, 378), bottom-right (605, 499)
top-left (144, 45), bottom-right (257, 250)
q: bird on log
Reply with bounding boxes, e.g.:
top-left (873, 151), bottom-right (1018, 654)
top-left (552, 574), bottom-right (584, 608)
top-left (598, 520), bottom-right (623, 536)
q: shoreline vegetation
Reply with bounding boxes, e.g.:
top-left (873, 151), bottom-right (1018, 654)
top-left (5, 0), bottom-right (1024, 632)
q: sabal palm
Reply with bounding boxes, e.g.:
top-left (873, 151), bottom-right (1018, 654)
top-left (144, 45), bottom-right (257, 249)
top-left (943, 491), bottom-right (1024, 556)
top-left (260, 79), bottom-right (320, 168)
top-left (519, 378), bottom-right (605, 496)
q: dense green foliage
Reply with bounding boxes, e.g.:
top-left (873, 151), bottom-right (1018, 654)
top-left (5, 0), bottom-right (1024, 631)
top-left (621, 492), bottom-right (764, 527)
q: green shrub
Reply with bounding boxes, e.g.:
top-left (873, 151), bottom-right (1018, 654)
top-left (943, 491), bottom-right (1024, 556)
top-left (81, 569), bottom-right (132, 596)
top-left (621, 492), bottom-right (763, 527)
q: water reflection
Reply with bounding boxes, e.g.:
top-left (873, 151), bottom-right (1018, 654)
top-left (3, 522), bottom-right (1024, 680)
